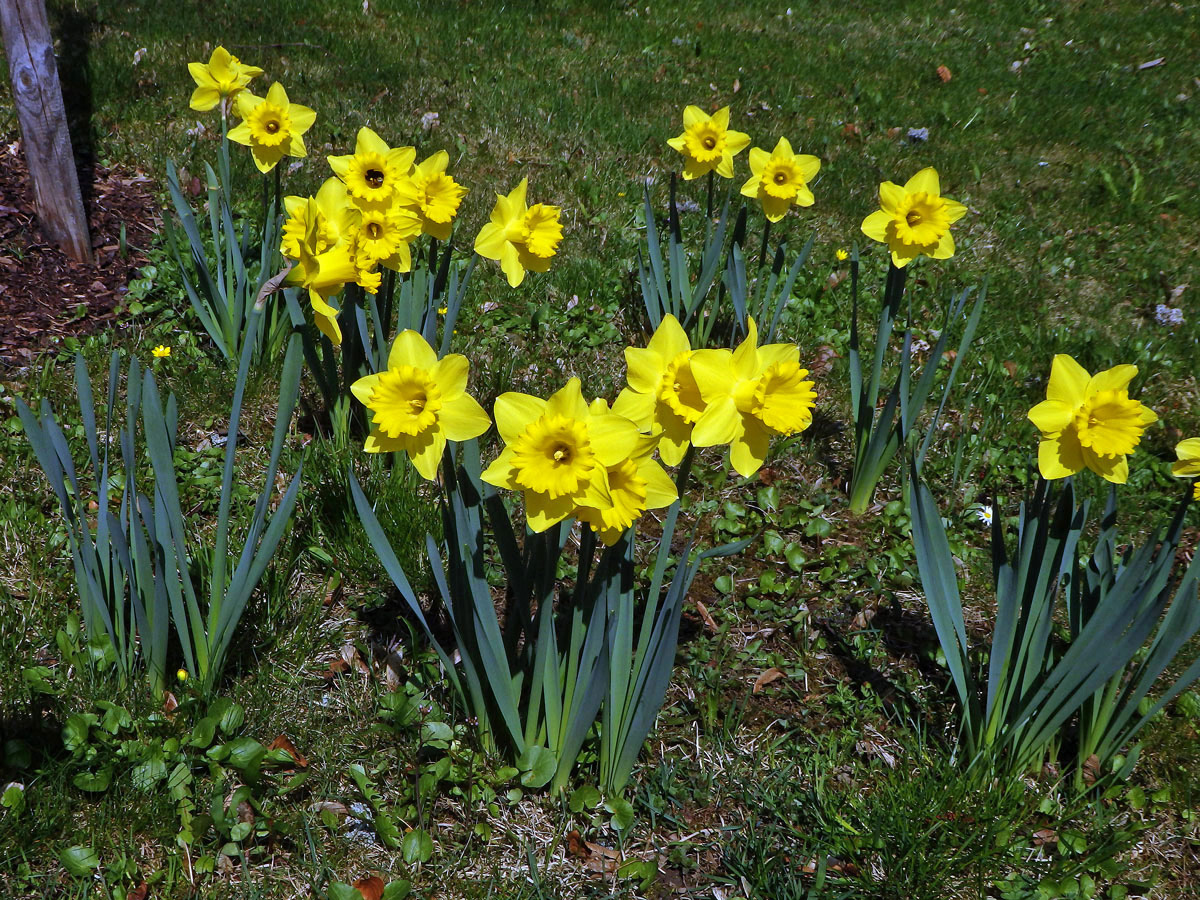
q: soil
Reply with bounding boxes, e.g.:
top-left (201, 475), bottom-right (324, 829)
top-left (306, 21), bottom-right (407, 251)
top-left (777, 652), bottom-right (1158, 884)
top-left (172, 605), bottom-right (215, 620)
top-left (0, 137), bottom-right (159, 367)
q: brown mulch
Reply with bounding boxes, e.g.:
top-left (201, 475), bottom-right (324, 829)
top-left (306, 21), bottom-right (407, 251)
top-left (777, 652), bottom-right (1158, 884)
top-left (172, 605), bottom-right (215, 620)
top-left (0, 137), bottom-right (159, 367)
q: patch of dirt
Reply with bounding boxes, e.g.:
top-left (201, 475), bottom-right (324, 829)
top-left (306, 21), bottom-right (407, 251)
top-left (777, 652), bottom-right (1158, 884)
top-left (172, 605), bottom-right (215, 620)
top-left (0, 137), bottom-right (158, 367)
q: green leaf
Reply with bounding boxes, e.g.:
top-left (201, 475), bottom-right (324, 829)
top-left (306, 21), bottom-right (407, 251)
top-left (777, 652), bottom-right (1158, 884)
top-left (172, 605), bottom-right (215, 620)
top-left (210, 698), bottom-right (245, 735)
top-left (227, 737), bottom-right (267, 773)
top-left (1, 783), bottom-right (26, 816)
top-left (326, 884), bottom-right (359, 900)
top-left (420, 722), bottom-right (454, 746)
top-left (784, 545), bottom-right (807, 573)
top-left (568, 785), bottom-right (602, 813)
top-left (383, 880), bottom-right (412, 900)
top-left (401, 827), bottom-right (434, 864)
top-left (72, 767), bottom-right (112, 793)
top-left (60, 845), bottom-right (100, 876)
top-left (62, 714), bottom-right (95, 752)
top-left (229, 821), bottom-right (252, 842)
top-left (518, 746), bottom-right (556, 788)
top-left (605, 796), bottom-right (635, 831)
top-left (189, 717), bottom-right (217, 749)
top-left (494, 766), bottom-right (519, 782)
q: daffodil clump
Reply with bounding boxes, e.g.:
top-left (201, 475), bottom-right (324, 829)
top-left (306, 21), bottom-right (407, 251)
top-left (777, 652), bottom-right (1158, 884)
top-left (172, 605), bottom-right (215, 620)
top-left (1027, 354), bottom-right (1157, 484)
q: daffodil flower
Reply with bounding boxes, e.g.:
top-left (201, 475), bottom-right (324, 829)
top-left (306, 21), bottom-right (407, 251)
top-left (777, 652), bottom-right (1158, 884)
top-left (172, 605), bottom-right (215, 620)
top-left (474, 179), bottom-right (563, 288)
top-left (860, 167), bottom-right (968, 267)
top-left (405, 150), bottom-right (468, 240)
top-left (281, 177), bottom-right (358, 260)
top-left (351, 330), bottom-right (491, 479)
top-left (739, 138), bottom-right (820, 222)
top-left (328, 128), bottom-right (416, 208)
top-left (228, 82), bottom-right (315, 173)
top-left (690, 318), bottom-right (817, 477)
top-left (1173, 438), bottom-right (1200, 501)
top-left (354, 203), bottom-right (422, 273)
top-left (187, 46), bottom-right (263, 112)
top-left (612, 314), bottom-right (706, 466)
top-left (285, 211), bottom-right (380, 345)
top-left (667, 106), bottom-right (750, 180)
top-left (482, 378), bottom-right (639, 532)
top-left (1027, 354), bottom-right (1157, 484)
top-left (574, 411), bottom-right (677, 546)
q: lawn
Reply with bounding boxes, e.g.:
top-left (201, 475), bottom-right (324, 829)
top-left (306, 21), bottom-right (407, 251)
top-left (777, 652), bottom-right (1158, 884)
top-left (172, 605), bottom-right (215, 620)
top-left (1, 1), bottom-right (1198, 898)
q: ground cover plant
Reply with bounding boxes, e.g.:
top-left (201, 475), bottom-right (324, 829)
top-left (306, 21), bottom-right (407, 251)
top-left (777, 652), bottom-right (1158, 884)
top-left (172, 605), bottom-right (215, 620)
top-left (1, 1), bottom-right (1199, 898)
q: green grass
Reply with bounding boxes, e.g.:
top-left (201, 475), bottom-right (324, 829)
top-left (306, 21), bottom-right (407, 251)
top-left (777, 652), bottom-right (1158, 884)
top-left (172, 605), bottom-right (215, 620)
top-left (2, 0), bottom-right (1200, 897)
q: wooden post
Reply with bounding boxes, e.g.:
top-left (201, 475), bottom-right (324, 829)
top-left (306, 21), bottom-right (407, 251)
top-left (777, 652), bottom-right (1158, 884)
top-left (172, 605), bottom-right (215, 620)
top-left (1, 0), bottom-right (92, 263)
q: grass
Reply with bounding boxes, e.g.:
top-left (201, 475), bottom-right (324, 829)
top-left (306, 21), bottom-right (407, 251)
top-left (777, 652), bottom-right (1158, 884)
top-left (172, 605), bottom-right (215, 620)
top-left (2, 0), bottom-right (1200, 897)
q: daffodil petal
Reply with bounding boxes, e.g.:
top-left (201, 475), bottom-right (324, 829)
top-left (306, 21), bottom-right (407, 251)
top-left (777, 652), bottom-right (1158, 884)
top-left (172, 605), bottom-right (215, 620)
top-left (1046, 354), bottom-right (1091, 405)
top-left (494, 393), bottom-right (546, 444)
top-left (439, 394), bottom-right (492, 442)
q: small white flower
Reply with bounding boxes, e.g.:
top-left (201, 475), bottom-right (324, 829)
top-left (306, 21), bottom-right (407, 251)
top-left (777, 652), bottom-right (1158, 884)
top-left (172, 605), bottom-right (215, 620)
top-left (975, 504), bottom-right (994, 527)
top-left (420, 110), bottom-right (439, 130)
top-left (185, 121), bottom-right (206, 139)
top-left (132, 47), bottom-right (147, 66)
top-left (1155, 303), bottom-right (1184, 327)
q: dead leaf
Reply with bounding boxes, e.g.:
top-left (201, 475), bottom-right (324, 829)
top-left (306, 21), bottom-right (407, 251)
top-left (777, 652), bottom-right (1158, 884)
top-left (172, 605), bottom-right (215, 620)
top-left (342, 643), bottom-right (371, 675)
top-left (268, 734), bottom-right (309, 768)
top-left (694, 599), bottom-right (718, 633)
top-left (1082, 754), bottom-right (1101, 786)
top-left (162, 691), bottom-right (179, 713)
top-left (324, 658), bottom-right (351, 682)
top-left (309, 800), bottom-right (349, 819)
top-left (354, 875), bottom-right (385, 900)
top-left (1002, 360), bottom-right (1019, 379)
top-left (809, 344), bottom-right (839, 377)
top-left (1032, 828), bottom-right (1058, 846)
top-left (753, 667), bottom-right (787, 694)
top-left (236, 800), bottom-right (255, 827)
top-left (887, 126), bottom-right (903, 139)
top-left (126, 883), bottom-right (149, 900)
top-left (842, 122), bottom-right (861, 139)
top-left (583, 840), bottom-right (619, 875)
top-left (936, 64), bottom-right (953, 82)
top-left (566, 829), bottom-right (590, 860)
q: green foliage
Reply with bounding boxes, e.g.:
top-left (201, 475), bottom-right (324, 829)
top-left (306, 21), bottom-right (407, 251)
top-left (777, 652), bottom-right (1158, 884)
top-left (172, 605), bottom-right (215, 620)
top-left (910, 473), bottom-right (1200, 784)
top-left (846, 258), bottom-right (985, 514)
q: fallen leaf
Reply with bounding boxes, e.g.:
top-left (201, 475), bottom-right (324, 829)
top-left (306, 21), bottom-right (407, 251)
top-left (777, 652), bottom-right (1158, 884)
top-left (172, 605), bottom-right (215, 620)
top-left (1003, 360), bottom-right (1019, 379)
top-left (753, 667), bottom-right (787, 694)
top-left (308, 800), bottom-right (349, 819)
top-left (842, 122), bottom-right (861, 138)
top-left (694, 599), bottom-right (718, 633)
top-left (126, 883), bottom-right (149, 900)
top-left (354, 875), bottom-right (385, 900)
top-left (1082, 754), bottom-right (1101, 786)
top-left (324, 658), bottom-right (351, 682)
top-left (566, 829), bottom-right (590, 860)
top-left (268, 734), bottom-right (309, 768)
top-left (936, 64), bottom-right (953, 82)
top-left (162, 692), bottom-right (178, 713)
top-left (808, 344), bottom-right (840, 377)
top-left (1032, 828), bottom-right (1058, 846)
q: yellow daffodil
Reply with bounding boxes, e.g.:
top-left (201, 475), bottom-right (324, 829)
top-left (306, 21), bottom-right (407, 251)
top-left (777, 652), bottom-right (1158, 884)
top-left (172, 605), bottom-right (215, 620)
top-left (474, 179), bottom-right (563, 288)
top-left (667, 105), bottom-right (750, 180)
top-left (404, 150), bottom-right (468, 240)
top-left (860, 167), bottom-right (967, 268)
top-left (574, 412), bottom-right (677, 546)
top-left (739, 138), bottom-right (820, 222)
top-left (281, 177), bottom-right (358, 260)
top-left (151, 345), bottom-right (171, 358)
top-left (612, 315), bottom-right (707, 466)
top-left (351, 330), bottom-right (491, 479)
top-left (228, 82), bottom-right (315, 173)
top-left (482, 378), bottom-right (639, 532)
top-left (1027, 354), bottom-right (1157, 484)
top-left (354, 203), bottom-right (422, 273)
top-left (285, 211), bottom-right (380, 345)
top-left (1172, 438), bottom-right (1200, 501)
top-left (690, 318), bottom-right (817, 477)
top-left (328, 128), bottom-right (416, 208)
top-left (187, 46), bottom-right (263, 112)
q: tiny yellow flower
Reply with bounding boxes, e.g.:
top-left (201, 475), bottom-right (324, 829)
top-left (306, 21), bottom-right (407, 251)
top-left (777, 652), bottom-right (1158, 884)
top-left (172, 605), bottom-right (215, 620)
top-left (228, 82), bottom-right (316, 173)
top-left (739, 137), bottom-right (820, 222)
top-left (860, 167), bottom-right (968, 268)
top-left (666, 105), bottom-right (750, 180)
top-left (437, 306), bottom-right (448, 315)
top-left (350, 330), bottom-right (491, 479)
top-left (474, 179), bottom-right (563, 288)
top-left (1027, 354), bottom-right (1157, 484)
top-left (836, 248), bottom-right (849, 261)
top-left (151, 345), bottom-right (171, 358)
top-left (187, 46), bottom-right (263, 112)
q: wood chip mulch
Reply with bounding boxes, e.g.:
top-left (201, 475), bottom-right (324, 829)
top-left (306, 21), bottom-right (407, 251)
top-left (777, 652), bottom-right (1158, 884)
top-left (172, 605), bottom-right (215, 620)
top-left (0, 137), bottom-right (159, 367)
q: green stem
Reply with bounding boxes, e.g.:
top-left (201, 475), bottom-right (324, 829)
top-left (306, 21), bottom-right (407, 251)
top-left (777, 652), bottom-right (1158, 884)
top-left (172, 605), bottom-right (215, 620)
top-left (705, 170), bottom-right (714, 221)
